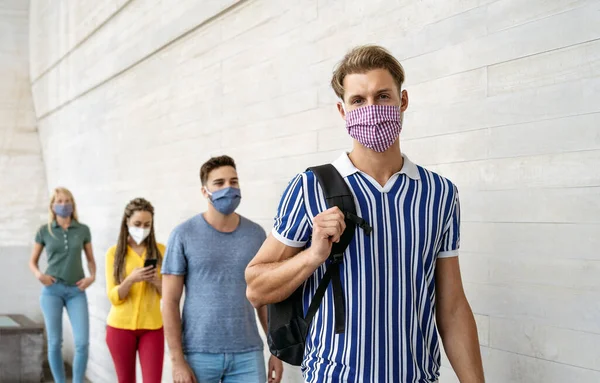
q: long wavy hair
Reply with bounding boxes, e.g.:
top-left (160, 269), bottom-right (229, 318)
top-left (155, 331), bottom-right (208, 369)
top-left (48, 187), bottom-right (79, 236)
top-left (113, 198), bottom-right (162, 284)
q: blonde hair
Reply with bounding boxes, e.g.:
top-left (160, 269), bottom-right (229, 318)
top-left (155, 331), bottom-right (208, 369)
top-left (47, 187), bottom-right (79, 233)
top-left (331, 45), bottom-right (406, 101)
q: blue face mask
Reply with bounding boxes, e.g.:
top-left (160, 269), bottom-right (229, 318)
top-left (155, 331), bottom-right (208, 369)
top-left (54, 203), bottom-right (74, 218)
top-left (206, 187), bottom-right (241, 216)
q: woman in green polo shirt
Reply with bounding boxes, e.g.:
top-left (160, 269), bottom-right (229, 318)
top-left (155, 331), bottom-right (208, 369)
top-left (28, 187), bottom-right (97, 383)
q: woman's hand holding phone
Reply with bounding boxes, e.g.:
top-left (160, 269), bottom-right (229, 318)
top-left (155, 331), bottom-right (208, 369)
top-left (126, 266), bottom-right (155, 283)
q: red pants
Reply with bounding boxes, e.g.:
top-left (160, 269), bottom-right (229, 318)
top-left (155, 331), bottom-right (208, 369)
top-left (106, 325), bottom-right (164, 383)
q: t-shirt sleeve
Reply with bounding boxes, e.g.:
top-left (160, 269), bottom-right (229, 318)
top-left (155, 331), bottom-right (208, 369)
top-left (83, 225), bottom-right (92, 244)
top-left (34, 226), bottom-right (45, 245)
top-left (161, 228), bottom-right (187, 275)
top-left (271, 173), bottom-right (312, 248)
top-left (438, 185), bottom-right (460, 258)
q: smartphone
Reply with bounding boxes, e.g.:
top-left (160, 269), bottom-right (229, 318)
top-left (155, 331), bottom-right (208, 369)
top-left (144, 258), bottom-right (157, 269)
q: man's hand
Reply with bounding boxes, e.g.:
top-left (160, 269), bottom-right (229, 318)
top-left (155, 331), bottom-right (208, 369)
top-left (307, 206), bottom-right (346, 267)
top-left (268, 355), bottom-right (283, 383)
top-left (172, 359), bottom-right (197, 383)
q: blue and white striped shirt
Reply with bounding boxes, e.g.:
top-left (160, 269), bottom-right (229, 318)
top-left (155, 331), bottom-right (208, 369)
top-left (272, 153), bottom-right (460, 383)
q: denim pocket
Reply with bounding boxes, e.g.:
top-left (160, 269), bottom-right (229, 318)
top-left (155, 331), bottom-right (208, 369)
top-left (41, 283), bottom-right (56, 295)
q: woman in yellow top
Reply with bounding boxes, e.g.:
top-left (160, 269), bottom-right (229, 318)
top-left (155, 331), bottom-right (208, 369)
top-left (105, 198), bottom-right (165, 383)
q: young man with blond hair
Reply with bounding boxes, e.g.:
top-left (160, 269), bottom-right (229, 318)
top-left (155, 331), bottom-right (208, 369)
top-left (246, 46), bottom-right (485, 383)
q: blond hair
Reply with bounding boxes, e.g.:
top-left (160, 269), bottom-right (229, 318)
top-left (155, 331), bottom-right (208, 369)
top-left (331, 45), bottom-right (405, 101)
top-left (47, 187), bottom-right (79, 233)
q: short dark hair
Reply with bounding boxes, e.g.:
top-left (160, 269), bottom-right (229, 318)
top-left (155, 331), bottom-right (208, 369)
top-left (200, 155), bottom-right (236, 185)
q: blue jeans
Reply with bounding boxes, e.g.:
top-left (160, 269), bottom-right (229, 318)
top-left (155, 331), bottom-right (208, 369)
top-left (185, 350), bottom-right (266, 383)
top-left (40, 282), bottom-right (89, 383)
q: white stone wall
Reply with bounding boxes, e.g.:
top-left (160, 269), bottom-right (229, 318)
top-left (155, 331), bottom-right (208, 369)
top-left (28, 0), bottom-right (600, 382)
top-left (0, 0), bottom-right (48, 322)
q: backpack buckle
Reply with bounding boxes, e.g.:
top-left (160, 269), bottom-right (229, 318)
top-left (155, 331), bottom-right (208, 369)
top-left (345, 212), bottom-right (372, 235)
top-left (331, 253), bottom-right (344, 264)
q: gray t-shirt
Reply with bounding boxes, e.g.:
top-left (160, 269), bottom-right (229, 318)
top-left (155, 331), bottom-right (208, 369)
top-left (161, 213), bottom-right (266, 353)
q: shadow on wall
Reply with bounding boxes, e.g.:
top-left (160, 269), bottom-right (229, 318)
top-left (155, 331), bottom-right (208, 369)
top-left (0, 0), bottom-right (49, 340)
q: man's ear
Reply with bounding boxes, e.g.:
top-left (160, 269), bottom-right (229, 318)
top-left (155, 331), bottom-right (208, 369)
top-left (400, 89), bottom-right (409, 113)
top-left (201, 185), bottom-right (210, 199)
top-left (337, 101), bottom-right (346, 120)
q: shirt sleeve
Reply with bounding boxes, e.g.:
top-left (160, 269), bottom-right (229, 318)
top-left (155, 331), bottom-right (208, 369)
top-left (105, 247), bottom-right (125, 306)
top-left (83, 225), bottom-right (92, 244)
top-left (438, 185), bottom-right (460, 258)
top-left (271, 173), bottom-right (312, 248)
top-left (34, 227), bottom-right (45, 245)
top-left (161, 229), bottom-right (187, 275)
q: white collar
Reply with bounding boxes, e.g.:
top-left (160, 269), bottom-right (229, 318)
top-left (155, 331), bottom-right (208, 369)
top-left (331, 152), bottom-right (421, 180)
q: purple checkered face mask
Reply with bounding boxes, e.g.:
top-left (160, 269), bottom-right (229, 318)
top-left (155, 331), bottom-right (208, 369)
top-left (344, 104), bottom-right (403, 153)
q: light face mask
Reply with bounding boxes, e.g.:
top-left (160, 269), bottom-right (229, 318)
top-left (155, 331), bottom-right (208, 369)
top-left (129, 226), bottom-right (151, 245)
top-left (206, 187), bottom-right (242, 216)
top-left (344, 104), bottom-right (403, 153)
top-left (53, 203), bottom-right (74, 218)
top-left (52, 203), bottom-right (73, 218)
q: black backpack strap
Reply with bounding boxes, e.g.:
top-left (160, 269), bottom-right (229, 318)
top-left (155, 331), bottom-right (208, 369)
top-left (329, 262), bottom-right (345, 333)
top-left (304, 263), bottom-right (335, 324)
top-left (304, 164), bottom-right (372, 334)
top-left (308, 164), bottom-right (367, 258)
top-left (304, 262), bottom-right (344, 333)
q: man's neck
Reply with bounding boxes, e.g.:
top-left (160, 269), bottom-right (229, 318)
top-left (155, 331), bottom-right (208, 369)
top-left (348, 141), bottom-right (404, 187)
top-left (56, 216), bottom-right (71, 229)
top-left (203, 208), bottom-right (240, 233)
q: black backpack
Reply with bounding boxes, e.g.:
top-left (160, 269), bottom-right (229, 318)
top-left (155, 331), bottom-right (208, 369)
top-left (267, 164), bottom-right (372, 366)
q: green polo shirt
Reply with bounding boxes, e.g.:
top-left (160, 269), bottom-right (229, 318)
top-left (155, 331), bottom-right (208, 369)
top-left (35, 220), bottom-right (92, 285)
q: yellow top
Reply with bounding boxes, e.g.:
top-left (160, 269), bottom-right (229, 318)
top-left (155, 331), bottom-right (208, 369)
top-left (105, 243), bottom-right (165, 330)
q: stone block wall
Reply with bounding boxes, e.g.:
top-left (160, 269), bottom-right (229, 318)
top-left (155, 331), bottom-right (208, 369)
top-left (27, 0), bottom-right (600, 381)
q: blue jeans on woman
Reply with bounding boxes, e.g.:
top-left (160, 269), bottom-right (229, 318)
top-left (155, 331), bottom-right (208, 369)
top-left (40, 282), bottom-right (89, 383)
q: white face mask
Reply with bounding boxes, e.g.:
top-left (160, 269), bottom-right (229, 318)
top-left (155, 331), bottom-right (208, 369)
top-left (128, 226), bottom-right (151, 245)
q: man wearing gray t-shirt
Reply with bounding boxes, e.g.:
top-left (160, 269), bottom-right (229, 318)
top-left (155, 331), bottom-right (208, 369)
top-left (162, 155), bottom-right (283, 383)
